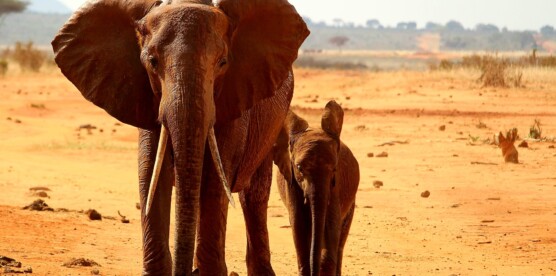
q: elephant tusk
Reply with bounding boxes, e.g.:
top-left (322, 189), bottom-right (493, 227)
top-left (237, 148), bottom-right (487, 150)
top-left (208, 127), bottom-right (236, 208)
top-left (145, 125), bottom-right (168, 216)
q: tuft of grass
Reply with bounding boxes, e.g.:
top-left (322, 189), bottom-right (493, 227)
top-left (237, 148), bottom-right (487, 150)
top-left (0, 60), bottom-right (7, 76)
top-left (31, 140), bottom-right (137, 152)
top-left (294, 56), bottom-right (368, 70)
top-left (4, 41), bottom-right (48, 72)
top-left (529, 119), bottom-right (542, 139)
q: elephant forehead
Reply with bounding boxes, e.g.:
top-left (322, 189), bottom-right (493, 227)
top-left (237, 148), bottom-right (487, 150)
top-left (294, 131), bottom-right (338, 166)
top-left (145, 3), bottom-right (227, 36)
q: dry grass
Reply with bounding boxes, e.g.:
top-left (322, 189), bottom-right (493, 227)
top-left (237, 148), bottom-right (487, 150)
top-left (1, 41), bottom-right (54, 74)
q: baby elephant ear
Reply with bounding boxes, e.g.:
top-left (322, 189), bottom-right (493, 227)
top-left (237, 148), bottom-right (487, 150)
top-left (321, 101), bottom-right (344, 139)
top-left (52, 0), bottom-right (160, 129)
top-left (216, 0), bottom-right (310, 122)
top-left (273, 126), bottom-right (293, 184)
top-left (285, 110), bottom-right (309, 136)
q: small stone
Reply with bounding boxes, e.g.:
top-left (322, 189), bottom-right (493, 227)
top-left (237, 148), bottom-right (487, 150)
top-left (33, 191), bottom-right (48, 198)
top-left (91, 269), bottom-right (100, 275)
top-left (376, 152), bottom-right (388, 158)
top-left (518, 141), bottom-right (528, 148)
top-left (367, 153), bottom-right (374, 158)
top-left (548, 145), bottom-right (555, 149)
top-left (136, 203), bottom-right (141, 210)
top-left (86, 209), bottom-right (102, 221)
top-left (439, 125), bottom-right (446, 131)
top-left (24, 267), bottom-right (33, 273)
top-left (421, 190), bottom-right (431, 198)
top-left (373, 181), bottom-right (383, 188)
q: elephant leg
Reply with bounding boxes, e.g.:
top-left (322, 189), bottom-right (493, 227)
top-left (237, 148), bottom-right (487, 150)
top-left (321, 195), bottom-right (341, 275)
top-left (138, 129), bottom-right (174, 276)
top-left (336, 204), bottom-right (355, 276)
top-left (277, 175), bottom-right (311, 275)
top-left (193, 151), bottom-right (229, 276)
top-left (239, 154), bottom-right (275, 276)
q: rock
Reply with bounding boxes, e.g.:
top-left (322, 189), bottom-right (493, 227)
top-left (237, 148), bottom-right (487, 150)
top-left (373, 181), bottom-right (383, 188)
top-left (32, 191), bottom-right (49, 198)
top-left (24, 267), bottom-right (33, 273)
top-left (91, 269), bottom-right (100, 275)
top-left (29, 186), bottom-right (51, 192)
top-left (518, 141), bottom-right (528, 148)
top-left (354, 125), bottom-right (367, 131)
top-left (63, 258), bottom-right (100, 268)
top-left (548, 145), bottom-right (555, 149)
top-left (367, 153), bottom-right (374, 158)
top-left (22, 199), bottom-right (54, 211)
top-left (376, 152), bottom-right (388, 158)
top-left (421, 190), bottom-right (431, 198)
top-left (136, 202), bottom-right (141, 210)
top-left (439, 125), bottom-right (446, 131)
top-left (78, 124), bottom-right (97, 130)
top-left (0, 256), bottom-right (21, 268)
top-left (86, 209), bottom-right (102, 221)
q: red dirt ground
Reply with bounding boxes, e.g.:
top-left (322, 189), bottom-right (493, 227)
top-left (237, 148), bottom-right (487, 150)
top-left (1, 68), bottom-right (555, 275)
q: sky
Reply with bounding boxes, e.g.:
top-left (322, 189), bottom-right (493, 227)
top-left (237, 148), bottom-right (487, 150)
top-left (59, 0), bottom-right (556, 31)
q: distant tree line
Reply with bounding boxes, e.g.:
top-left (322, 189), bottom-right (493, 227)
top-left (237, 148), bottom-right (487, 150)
top-left (301, 16), bottom-right (556, 52)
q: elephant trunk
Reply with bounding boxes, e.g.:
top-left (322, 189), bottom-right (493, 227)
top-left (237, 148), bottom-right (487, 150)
top-left (309, 180), bottom-right (328, 276)
top-left (165, 74), bottom-right (214, 275)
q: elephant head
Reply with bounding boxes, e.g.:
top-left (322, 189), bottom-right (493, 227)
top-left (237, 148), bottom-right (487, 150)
top-left (274, 101), bottom-right (344, 275)
top-left (52, 0), bottom-right (308, 273)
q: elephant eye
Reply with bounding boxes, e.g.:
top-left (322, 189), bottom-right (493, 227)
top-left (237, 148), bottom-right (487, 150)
top-left (218, 57), bottom-right (227, 68)
top-left (148, 55), bottom-right (158, 69)
top-left (296, 164), bottom-right (303, 175)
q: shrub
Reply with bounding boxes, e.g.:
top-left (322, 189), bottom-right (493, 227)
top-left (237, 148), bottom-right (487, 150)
top-left (529, 119), bottom-right (542, 139)
top-left (294, 56), bottom-right (368, 70)
top-left (478, 55), bottom-right (509, 87)
top-left (12, 41), bottom-right (47, 72)
top-left (0, 60), bottom-right (7, 76)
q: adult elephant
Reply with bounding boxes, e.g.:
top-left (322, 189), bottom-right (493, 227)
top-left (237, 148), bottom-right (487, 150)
top-left (51, 0), bottom-right (309, 275)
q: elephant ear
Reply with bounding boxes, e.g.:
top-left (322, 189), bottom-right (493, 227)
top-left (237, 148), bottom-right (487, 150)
top-left (216, 0), bottom-right (310, 122)
top-left (321, 100), bottom-right (344, 139)
top-left (273, 126), bottom-right (292, 184)
top-left (52, 0), bottom-right (159, 129)
top-left (285, 110), bottom-right (309, 137)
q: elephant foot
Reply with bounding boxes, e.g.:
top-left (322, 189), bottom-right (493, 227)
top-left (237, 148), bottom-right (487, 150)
top-left (247, 265), bottom-right (275, 276)
top-left (142, 257), bottom-right (172, 276)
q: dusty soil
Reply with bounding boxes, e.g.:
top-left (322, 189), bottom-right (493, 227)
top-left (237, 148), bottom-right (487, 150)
top-left (1, 67), bottom-right (555, 275)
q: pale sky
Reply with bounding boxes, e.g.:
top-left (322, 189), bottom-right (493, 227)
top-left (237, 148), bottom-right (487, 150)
top-left (59, 0), bottom-right (556, 31)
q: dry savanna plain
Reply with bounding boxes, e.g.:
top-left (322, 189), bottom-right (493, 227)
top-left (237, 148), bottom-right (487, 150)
top-left (1, 55), bottom-right (556, 275)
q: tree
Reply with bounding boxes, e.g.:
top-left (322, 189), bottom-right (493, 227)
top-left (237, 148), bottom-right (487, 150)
top-left (540, 25), bottom-right (554, 36)
top-left (332, 18), bottom-right (344, 28)
top-left (366, 19), bottom-right (381, 29)
top-left (0, 0), bottom-right (28, 21)
top-left (396, 22), bottom-right (408, 30)
top-left (406, 22), bottom-right (417, 30)
top-left (425, 22), bottom-right (443, 31)
top-left (445, 20), bottom-right (465, 32)
top-left (329, 36), bottom-right (349, 52)
top-left (476, 23), bottom-right (499, 33)
top-left (302, 16), bottom-right (313, 27)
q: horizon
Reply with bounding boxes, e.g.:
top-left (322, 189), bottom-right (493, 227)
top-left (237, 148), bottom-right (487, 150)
top-left (54, 0), bottom-right (556, 31)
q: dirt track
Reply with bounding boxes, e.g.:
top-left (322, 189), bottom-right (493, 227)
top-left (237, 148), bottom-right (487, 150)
top-left (1, 68), bottom-right (555, 275)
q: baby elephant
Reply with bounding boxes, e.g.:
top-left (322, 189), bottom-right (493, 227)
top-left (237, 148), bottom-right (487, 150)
top-left (273, 101), bottom-right (360, 276)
